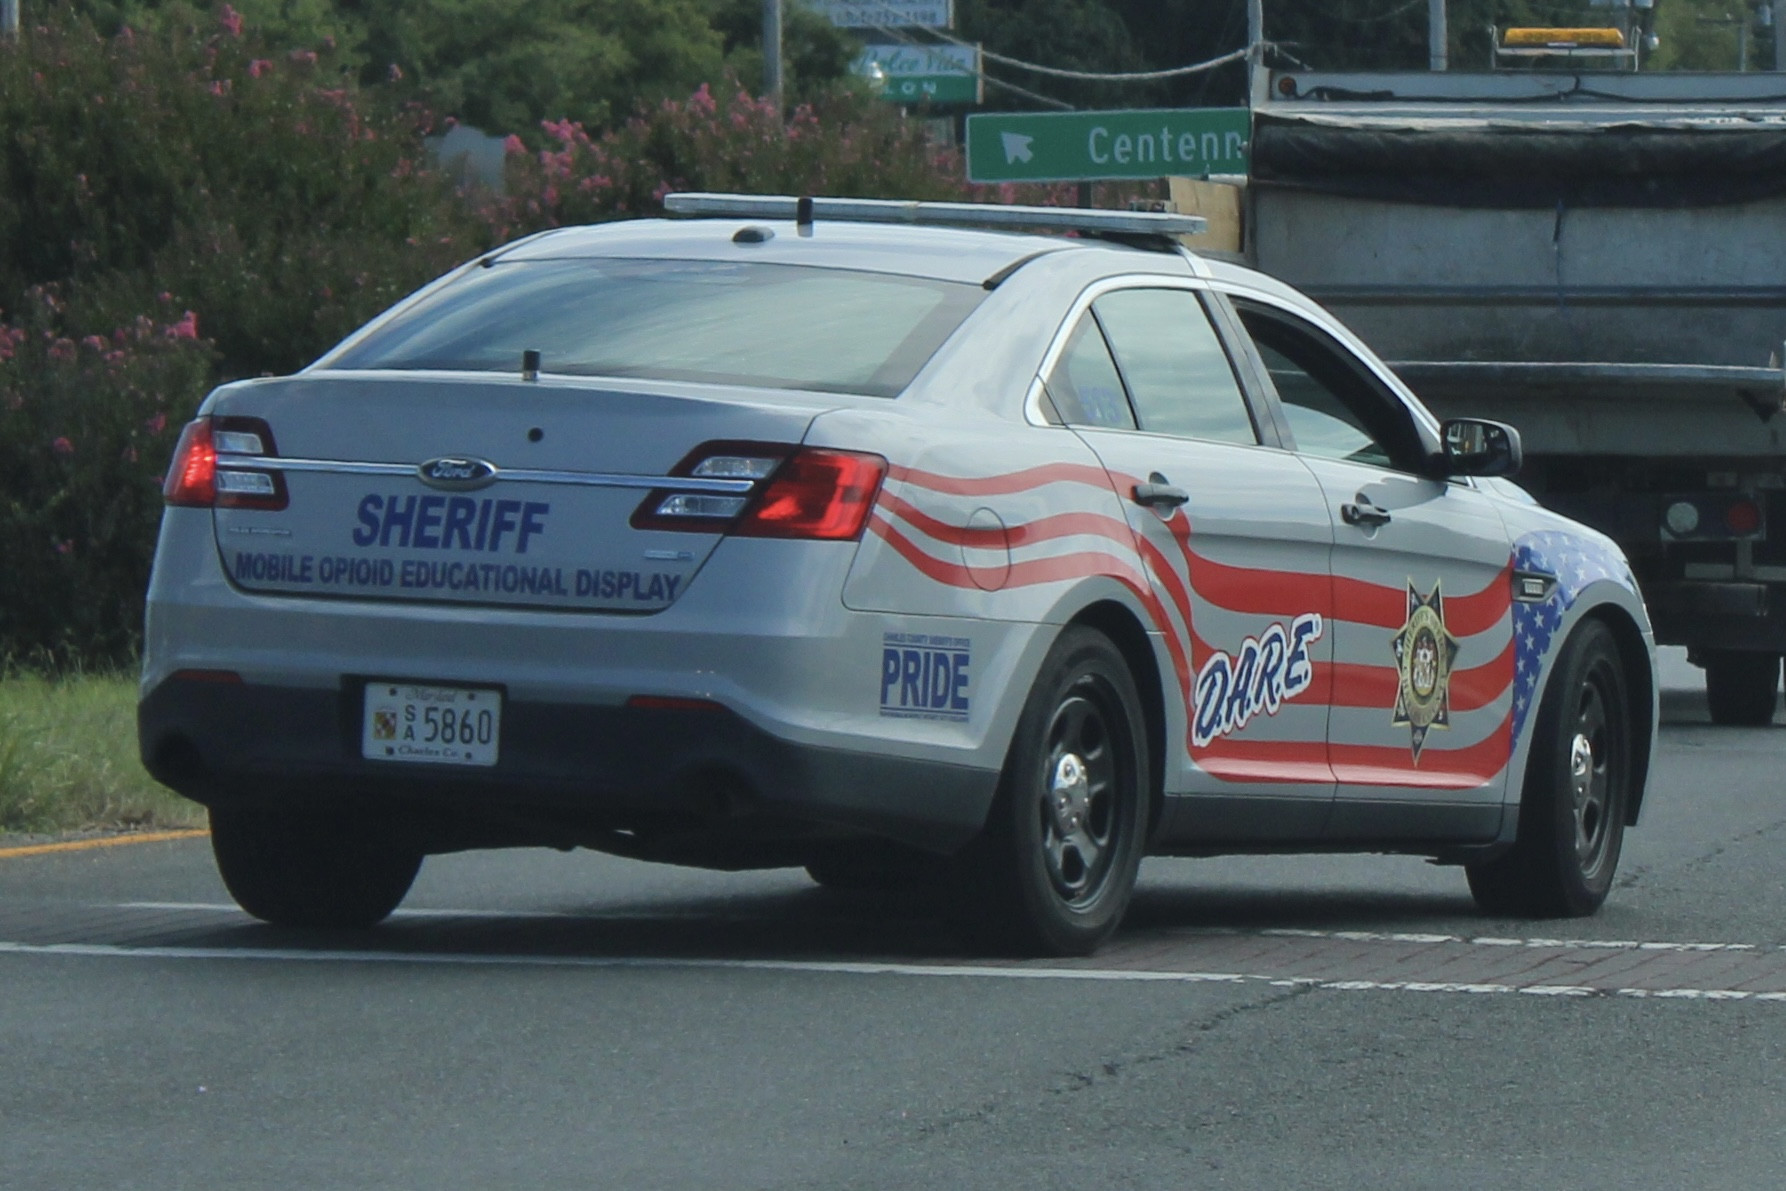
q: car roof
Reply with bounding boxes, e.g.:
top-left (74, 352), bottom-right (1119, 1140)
top-left (493, 217), bottom-right (1181, 287)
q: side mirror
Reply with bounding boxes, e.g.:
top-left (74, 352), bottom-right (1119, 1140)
top-left (1440, 418), bottom-right (1522, 478)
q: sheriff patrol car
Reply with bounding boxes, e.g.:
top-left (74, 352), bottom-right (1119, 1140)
top-left (137, 195), bottom-right (1658, 956)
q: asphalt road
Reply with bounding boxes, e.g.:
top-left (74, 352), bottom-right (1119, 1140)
top-left (4, 652), bottom-right (1784, 1189)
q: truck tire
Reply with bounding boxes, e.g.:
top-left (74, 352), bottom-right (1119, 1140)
top-left (210, 804), bottom-right (422, 929)
top-left (1704, 651), bottom-right (1780, 727)
top-left (953, 626), bottom-right (1149, 957)
top-left (1467, 619), bottom-right (1630, 918)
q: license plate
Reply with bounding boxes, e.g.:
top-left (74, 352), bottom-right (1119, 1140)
top-left (362, 682), bottom-right (501, 767)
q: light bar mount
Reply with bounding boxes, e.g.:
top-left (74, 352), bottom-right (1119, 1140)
top-left (663, 192), bottom-right (1208, 240)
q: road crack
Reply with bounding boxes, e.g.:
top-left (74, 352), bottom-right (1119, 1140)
top-left (907, 982), bottom-right (1317, 1143)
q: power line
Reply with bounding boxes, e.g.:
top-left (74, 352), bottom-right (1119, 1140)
top-left (854, 18), bottom-right (1248, 84)
top-left (1330, 0), bottom-right (1428, 26)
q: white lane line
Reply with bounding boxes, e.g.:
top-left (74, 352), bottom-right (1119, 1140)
top-left (0, 940), bottom-right (1248, 983)
top-left (120, 905), bottom-right (1783, 954)
top-left (2, 940), bottom-right (1785, 1002)
top-left (1261, 928), bottom-right (1769, 952)
top-left (125, 902), bottom-right (605, 921)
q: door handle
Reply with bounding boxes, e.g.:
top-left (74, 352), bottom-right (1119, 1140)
top-left (1131, 472), bottom-right (1190, 510)
top-left (1341, 500), bottom-right (1392, 528)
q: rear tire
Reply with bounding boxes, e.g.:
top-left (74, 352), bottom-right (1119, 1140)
top-left (955, 626), bottom-right (1148, 957)
top-left (210, 804), bottom-right (422, 928)
top-left (1703, 650), bottom-right (1780, 727)
top-left (1467, 619), bottom-right (1630, 918)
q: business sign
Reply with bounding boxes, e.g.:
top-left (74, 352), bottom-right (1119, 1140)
top-left (856, 43), bottom-right (980, 104)
top-left (807, 1), bottom-right (953, 28)
top-left (966, 107), bottom-right (1250, 184)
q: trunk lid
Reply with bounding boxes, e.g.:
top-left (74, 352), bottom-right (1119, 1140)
top-left (207, 373), bottom-right (827, 612)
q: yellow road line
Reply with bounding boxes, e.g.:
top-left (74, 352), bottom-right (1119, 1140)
top-left (0, 829), bottom-right (208, 860)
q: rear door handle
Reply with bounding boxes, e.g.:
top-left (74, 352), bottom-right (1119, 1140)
top-left (1341, 500), bottom-right (1392, 528)
top-left (1131, 472), bottom-right (1190, 510)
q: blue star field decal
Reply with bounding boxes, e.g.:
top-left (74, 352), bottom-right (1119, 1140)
top-left (1511, 531), bottom-right (1634, 739)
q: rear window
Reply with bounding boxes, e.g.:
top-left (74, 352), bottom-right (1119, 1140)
top-left (324, 258), bottom-right (986, 398)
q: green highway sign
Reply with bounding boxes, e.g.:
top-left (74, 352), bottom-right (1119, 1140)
top-left (965, 107), bottom-right (1250, 184)
top-left (808, 1), bottom-right (953, 28)
top-left (856, 43), bottom-right (982, 105)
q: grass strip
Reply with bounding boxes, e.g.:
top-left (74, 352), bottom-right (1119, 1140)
top-left (0, 673), bottom-right (202, 834)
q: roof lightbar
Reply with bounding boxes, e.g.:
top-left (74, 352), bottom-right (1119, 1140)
top-left (663, 192), bottom-right (1208, 238)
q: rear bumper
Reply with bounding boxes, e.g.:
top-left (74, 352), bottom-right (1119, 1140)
top-left (1644, 581), bottom-right (1786, 652)
top-left (139, 675), bottom-right (1000, 861)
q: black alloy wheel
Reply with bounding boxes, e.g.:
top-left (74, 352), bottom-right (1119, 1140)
top-left (957, 626), bottom-right (1149, 957)
top-left (1467, 619), bottom-right (1631, 918)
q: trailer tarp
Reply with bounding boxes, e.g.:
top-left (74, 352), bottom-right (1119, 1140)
top-left (1252, 112), bottom-right (1786, 208)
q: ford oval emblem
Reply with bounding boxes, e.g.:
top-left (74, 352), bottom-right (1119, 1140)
top-left (417, 456), bottom-right (498, 491)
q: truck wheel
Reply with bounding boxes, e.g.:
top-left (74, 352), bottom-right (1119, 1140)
top-left (210, 804), bottom-right (422, 929)
top-left (1467, 619), bottom-right (1630, 918)
top-left (1703, 651), bottom-right (1780, 726)
top-left (955, 626), bottom-right (1148, 957)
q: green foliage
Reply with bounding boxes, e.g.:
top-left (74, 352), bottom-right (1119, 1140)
top-left (358, 0), bottom-right (730, 141)
top-left (0, 672), bottom-right (202, 831)
top-left (708, 0), bottom-right (866, 101)
top-left (74, 0), bottom-right (864, 142)
top-left (1647, 2), bottom-right (1774, 71)
top-left (0, 289), bottom-right (215, 668)
top-left (499, 82), bottom-right (969, 231)
top-left (0, 9), bottom-right (490, 669)
top-left (959, 0), bottom-right (1160, 109)
top-left (0, 11), bottom-right (484, 382)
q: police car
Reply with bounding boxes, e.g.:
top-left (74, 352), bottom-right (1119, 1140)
top-left (138, 194), bottom-right (1658, 956)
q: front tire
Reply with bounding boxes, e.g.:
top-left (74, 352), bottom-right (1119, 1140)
top-left (956, 626), bottom-right (1149, 957)
top-left (1703, 650), bottom-right (1779, 727)
top-left (210, 804), bottom-right (422, 928)
top-left (1467, 619), bottom-right (1631, 918)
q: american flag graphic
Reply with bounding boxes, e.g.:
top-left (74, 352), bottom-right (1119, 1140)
top-left (1511, 531), bottom-right (1634, 738)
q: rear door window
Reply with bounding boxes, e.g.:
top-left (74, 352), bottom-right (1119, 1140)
top-left (1043, 314), bottom-right (1136, 429)
top-left (1091, 288), bottom-right (1258, 445)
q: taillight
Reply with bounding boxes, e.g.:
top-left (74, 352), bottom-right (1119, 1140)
top-left (162, 416), bottom-right (287, 511)
top-left (735, 449), bottom-right (887, 540)
top-left (1726, 499), bottom-right (1762, 535)
top-left (632, 443), bottom-right (886, 540)
top-left (163, 419), bottom-right (217, 507)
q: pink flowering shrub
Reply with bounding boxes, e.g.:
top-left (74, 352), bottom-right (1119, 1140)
top-left (497, 82), bottom-right (971, 231)
top-left (0, 9), bottom-right (485, 382)
top-left (0, 288), bottom-right (215, 668)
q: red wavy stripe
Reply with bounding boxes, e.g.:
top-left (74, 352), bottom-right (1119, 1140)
top-left (876, 491), bottom-right (1134, 552)
top-left (1195, 736), bottom-right (1334, 784)
top-left (1199, 757), bottom-right (1336, 784)
top-left (888, 462), bottom-right (1118, 497)
top-left (1330, 713), bottom-right (1512, 788)
top-left (1325, 637), bottom-right (1514, 712)
top-left (1181, 551), bottom-right (1331, 620)
top-left (1135, 537), bottom-right (1195, 649)
top-left (866, 515), bottom-right (1193, 698)
top-left (867, 514), bottom-right (1150, 593)
top-left (1131, 582), bottom-right (1192, 695)
top-left (1332, 563), bottom-right (1513, 637)
top-left (1192, 712), bottom-right (1511, 789)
